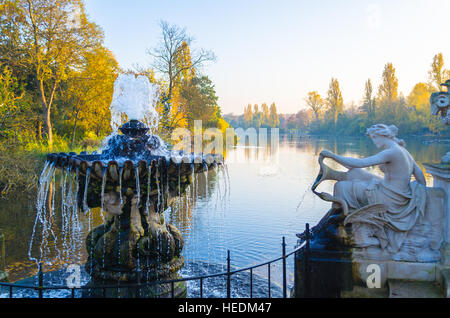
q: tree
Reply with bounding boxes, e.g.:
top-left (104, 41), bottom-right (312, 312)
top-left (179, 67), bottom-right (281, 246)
top-left (252, 104), bottom-right (262, 128)
top-left (147, 21), bottom-right (215, 127)
top-left (0, 0), bottom-right (104, 149)
top-left (269, 102), bottom-right (279, 127)
top-left (327, 78), bottom-right (344, 128)
top-left (428, 53), bottom-right (450, 92)
top-left (305, 91), bottom-right (324, 120)
top-left (407, 83), bottom-right (430, 112)
top-left (261, 103), bottom-right (270, 126)
top-left (378, 63), bottom-right (398, 103)
top-left (65, 46), bottom-right (118, 146)
top-left (0, 66), bottom-right (24, 135)
top-left (243, 104), bottom-right (253, 127)
top-left (179, 76), bottom-right (221, 129)
top-left (362, 79), bottom-right (375, 116)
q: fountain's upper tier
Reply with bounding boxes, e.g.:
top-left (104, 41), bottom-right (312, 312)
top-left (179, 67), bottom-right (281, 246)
top-left (102, 119), bottom-right (168, 160)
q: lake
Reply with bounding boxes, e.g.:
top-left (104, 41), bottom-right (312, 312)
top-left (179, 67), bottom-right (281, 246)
top-left (0, 134), bottom-right (447, 295)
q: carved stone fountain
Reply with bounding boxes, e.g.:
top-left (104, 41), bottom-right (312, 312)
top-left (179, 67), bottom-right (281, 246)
top-left (46, 119), bottom-right (221, 297)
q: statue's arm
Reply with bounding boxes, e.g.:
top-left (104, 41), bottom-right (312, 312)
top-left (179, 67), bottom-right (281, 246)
top-left (413, 162), bottom-right (426, 186)
top-left (325, 149), bottom-right (391, 169)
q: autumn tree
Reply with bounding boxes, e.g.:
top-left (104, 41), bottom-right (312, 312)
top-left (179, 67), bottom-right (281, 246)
top-left (65, 46), bottom-right (118, 146)
top-left (305, 91), bottom-right (324, 120)
top-left (269, 102), bottom-right (279, 127)
top-left (147, 21), bottom-right (215, 128)
top-left (261, 103), bottom-right (270, 127)
top-left (327, 78), bottom-right (344, 128)
top-left (378, 63), bottom-right (398, 103)
top-left (163, 41), bottom-right (194, 131)
top-left (428, 53), bottom-right (450, 92)
top-left (179, 76), bottom-right (221, 129)
top-left (362, 79), bottom-right (376, 116)
top-left (243, 104), bottom-right (253, 127)
top-left (252, 104), bottom-right (262, 128)
top-left (407, 83), bottom-right (431, 112)
top-left (0, 0), bottom-right (104, 149)
top-left (0, 66), bottom-right (24, 136)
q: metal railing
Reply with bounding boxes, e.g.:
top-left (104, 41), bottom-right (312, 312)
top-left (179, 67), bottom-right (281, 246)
top-left (0, 224), bottom-right (312, 299)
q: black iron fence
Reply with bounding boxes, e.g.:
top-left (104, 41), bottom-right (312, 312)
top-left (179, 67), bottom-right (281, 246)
top-left (0, 225), bottom-right (312, 299)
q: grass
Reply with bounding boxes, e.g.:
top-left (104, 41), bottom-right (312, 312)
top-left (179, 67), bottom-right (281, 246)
top-left (0, 135), bottom-right (103, 198)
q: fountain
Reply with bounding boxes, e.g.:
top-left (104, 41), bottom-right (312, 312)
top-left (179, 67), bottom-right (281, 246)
top-left (35, 74), bottom-right (223, 297)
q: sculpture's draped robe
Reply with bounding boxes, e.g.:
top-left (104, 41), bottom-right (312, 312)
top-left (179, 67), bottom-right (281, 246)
top-left (340, 179), bottom-right (426, 252)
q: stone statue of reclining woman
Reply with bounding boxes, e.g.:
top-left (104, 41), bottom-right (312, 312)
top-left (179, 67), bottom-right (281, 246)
top-left (313, 124), bottom-right (428, 256)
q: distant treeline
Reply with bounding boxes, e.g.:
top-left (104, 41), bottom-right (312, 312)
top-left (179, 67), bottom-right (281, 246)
top-left (226, 54), bottom-right (450, 137)
top-left (224, 103), bottom-right (280, 129)
top-left (284, 54), bottom-right (449, 136)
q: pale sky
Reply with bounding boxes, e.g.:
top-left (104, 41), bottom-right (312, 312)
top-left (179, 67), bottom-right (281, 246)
top-left (85, 0), bottom-right (450, 114)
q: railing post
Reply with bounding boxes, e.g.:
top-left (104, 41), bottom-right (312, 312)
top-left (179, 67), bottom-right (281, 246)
top-left (38, 263), bottom-right (43, 299)
top-left (282, 236), bottom-right (287, 298)
top-left (305, 223), bottom-right (311, 297)
top-left (171, 281), bottom-right (175, 298)
top-left (305, 223), bottom-right (311, 253)
top-left (136, 265), bottom-right (141, 299)
top-left (249, 268), bottom-right (253, 298)
top-left (226, 250), bottom-right (231, 298)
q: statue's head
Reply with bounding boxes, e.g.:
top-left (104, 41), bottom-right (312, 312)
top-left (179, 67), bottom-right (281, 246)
top-left (366, 124), bottom-right (405, 149)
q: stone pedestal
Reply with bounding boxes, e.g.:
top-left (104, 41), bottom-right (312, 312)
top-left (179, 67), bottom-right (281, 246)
top-left (423, 163), bottom-right (450, 297)
top-left (84, 191), bottom-right (187, 298)
top-left (294, 182), bottom-right (449, 297)
top-left (423, 163), bottom-right (450, 266)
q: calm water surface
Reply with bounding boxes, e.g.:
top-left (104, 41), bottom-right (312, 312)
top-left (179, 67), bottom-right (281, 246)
top-left (0, 135), bottom-right (447, 289)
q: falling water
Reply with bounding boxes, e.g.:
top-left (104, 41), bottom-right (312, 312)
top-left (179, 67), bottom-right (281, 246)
top-left (118, 168), bottom-right (123, 271)
top-left (145, 164), bottom-right (151, 214)
top-left (118, 167), bottom-right (124, 205)
top-left (28, 162), bottom-right (58, 265)
top-left (73, 168), bottom-right (81, 264)
top-left (213, 164), bottom-right (221, 212)
top-left (100, 168), bottom-right (107, 219)
top-left (82, 168), bottom-right (91, 214)
top-left (203, 163), bottom-right (209, 200)
top-left (296, 179), bottom-right (315, 211)
top-left (156, 165), bottom-right (161, 213)
top-left (109, 74), bottom-right (160, 134)
top-left (61, 168), bottom-right (69, 261)
top-left (135, 166), bottom-right (140, 208)
top-left (28, 162), bottom-right (49, 264)
top-left (83, 168), bottom-right (93, 269)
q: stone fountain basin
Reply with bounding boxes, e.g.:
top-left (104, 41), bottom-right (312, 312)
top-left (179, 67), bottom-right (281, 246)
top-left (46, 152), bottom-right (224, 211)
top-left (46, 152), bottom-right (223, 180)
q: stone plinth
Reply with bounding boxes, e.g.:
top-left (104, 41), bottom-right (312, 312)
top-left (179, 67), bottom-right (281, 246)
top-left (423, 163), bottom-right (450, 266)
top-left (294, 185), bottom-right (448, 297)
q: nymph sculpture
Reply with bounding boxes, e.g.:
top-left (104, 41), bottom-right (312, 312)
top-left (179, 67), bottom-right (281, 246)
top-left (310, 124), bottom-right (443, 262)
